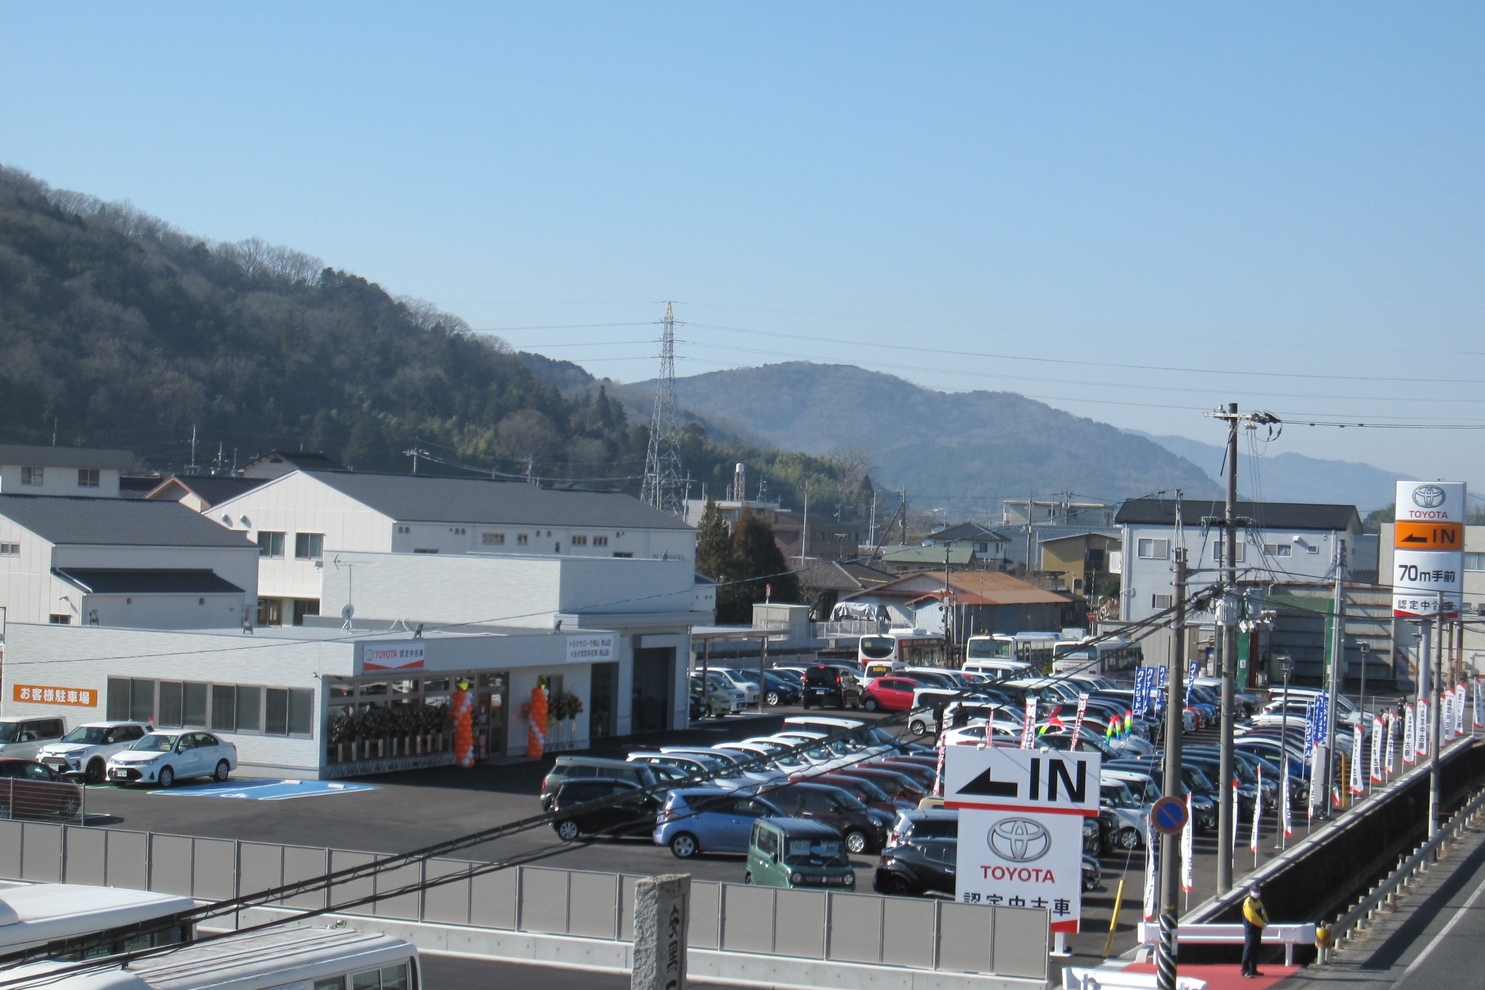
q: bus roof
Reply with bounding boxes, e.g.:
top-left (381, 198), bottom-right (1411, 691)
top-left (0, 884), bottom-right (196, 951)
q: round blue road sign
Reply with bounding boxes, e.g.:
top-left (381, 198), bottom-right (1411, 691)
top-left (1151, 795), bottom-right (1188, 835)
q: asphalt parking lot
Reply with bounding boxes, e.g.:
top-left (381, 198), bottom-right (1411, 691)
top-left (72, 704), bottom-right (1294, 964)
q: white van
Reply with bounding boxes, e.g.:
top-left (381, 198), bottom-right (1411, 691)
top-left (960, 659), bottom-right (1035, 681)
top-left (0, 717), bottom-right (67, 762)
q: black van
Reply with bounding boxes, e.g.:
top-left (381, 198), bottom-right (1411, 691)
top-left (549, 778), bottom-right (666, 841)
top-left (801, 665), bottom-right (862, 710)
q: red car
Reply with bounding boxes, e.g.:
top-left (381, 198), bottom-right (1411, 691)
top-left (861, 676), bottom-right (923, 712)
top-left (0, 759), bottom-right (82, 819)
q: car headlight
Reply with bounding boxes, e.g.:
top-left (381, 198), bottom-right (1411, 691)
top-left (790, 873), bottom-right (804, 884)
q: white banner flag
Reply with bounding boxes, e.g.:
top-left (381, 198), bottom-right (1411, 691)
top-left (1233, 780), bottom-right (1242, 847)
top-left (1417, 699), bottom-right (1430, 757)
top-left (1250, 764), bottom-right (1262, 852)
top-left (1442, 691), bottom-right (1454, 742)
top-left (1457, 686), bottom-right (1468, 736)
top-left (1142, 824), bottom-right (1157, 922)
top-left (1370, 718), bottom-right (1384, 783)
top-left (1350, 724), bottom-right (1365, 795)
top-left (1280, 759), bottom-right (1293, 837)
top-left (1308, 745), bottom-right (1322, 820)
top-left (1475, 678), bottom-right (1484, 729)
top-left (1403, 704), bottom-right (1416, 764)
top-left (1070, 693), bottom-right (1089, 748)
top-left (1019, 698), bottom-right (1037, 749)
top-left (1378, 715), bottom-right (1389, 777)
top-left (1181, 793), bottom-right (1195, 890)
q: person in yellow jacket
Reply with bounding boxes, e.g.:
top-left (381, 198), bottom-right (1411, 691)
top-left (1241, 885), bottom-right (1270, 978)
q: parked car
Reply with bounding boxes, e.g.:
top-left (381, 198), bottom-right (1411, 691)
top-left (690, 676), bottom-right (731, 720)
top-left (37, 721), bottom-right (151, 784)
top-left (698, 671), bottom-right (746, 712)
top-left (541, 755), bottom-right (685, 811)
top-left (653, 789), bottom-right (784, 858)
top-left (887, 807), bottom-right (958, 848)
top-left (874, 837), bottom-right (956, 896)
top-left (727, 668), bottom-right (803, 706)
top-left (658, 747), bottom-right (784, 784)
top-left (759, 781), bottom-right (890, 854)
top-left (549, 778), bottom-right (665, 841)
top-left (0, 759), bottom-right (82, 818)
top-left (861, 676), bottom-right (923, 713)
top-left (0, 717), bottom-right (67, 762)
top-left (745, 817), bottom-right (856, 889)
top-left (801, 665), bottom-right (862, 710)
top-left (832, 766), bottom-right (928, 807)
top-left (627, 752), bottom-right (751, 791)
top-left (105, 731), bottom-right (237, 788)
top-left (1082, 854), bottom-right (1102, 892)
top-left (811, 773), bottom-right (908, 814)
top-left (707, 669), bottom-right (761, 708)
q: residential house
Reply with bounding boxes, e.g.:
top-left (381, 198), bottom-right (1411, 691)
top-left (0, 445), bottom-right (135, 498)
top-left (1038, 532), bottom-right (1121, 597)
top-left (844, 570), bottom-right (1072, 641)
top-left (924, 521), bottom-right (1013, 569)
top-left (772, 510), bottom-right (861, 564)
top-left (145, 475), bottom-right (268, 513)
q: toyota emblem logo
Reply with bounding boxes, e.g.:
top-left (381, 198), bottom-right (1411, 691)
top-left (987, 818), bottom-right (1052, 863)
top-left (1412, 485), bottom-right (1446, 509)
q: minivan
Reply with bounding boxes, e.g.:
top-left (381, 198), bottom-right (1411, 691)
top-left (540, 755), bottom-right (687, 811)
top-left (0, 717), bottom-right (67, 761)
top-left (760, 781), bottom-right (890, 853)
top-left (746, 818), bottom-right (856, 889)
top-left (801, 665), bottom-right (861, 710)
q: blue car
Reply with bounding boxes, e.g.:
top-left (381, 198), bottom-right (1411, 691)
top-left (653, 789), bottom-right (785, 859)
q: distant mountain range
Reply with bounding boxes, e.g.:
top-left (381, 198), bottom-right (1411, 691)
top-left (1131, 432), bottom-right (1405, 512)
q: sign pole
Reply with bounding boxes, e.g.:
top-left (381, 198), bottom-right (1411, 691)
top-left (1429, 591), bottom-right (1443, 840)
top-left (1156, 548), bottom-right (1187, 990)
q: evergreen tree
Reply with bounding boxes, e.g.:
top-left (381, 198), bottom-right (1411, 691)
top-left (716, 510), bottom-right (801, 623)
top-left (695, 498), bottom-right (731, 580)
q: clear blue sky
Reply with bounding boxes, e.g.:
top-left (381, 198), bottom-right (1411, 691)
top-left (3, 3), bottom-right (1483, 489)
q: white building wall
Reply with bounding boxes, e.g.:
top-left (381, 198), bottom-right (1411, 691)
top-left (0, 465), bottom-right (121, 498)
top-left (0, 523), bottom-right (53, 625)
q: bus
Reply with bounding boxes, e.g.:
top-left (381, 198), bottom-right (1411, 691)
top-left (1052, 636), bottom-right (1143, 677)
top-left (0, 884), bottom-right (196, 960)
top-left (963, 633), bottom-right (1059, 670)
top-left (858, 629), bottom-right (949, 676)
top-left (2, 927), bottom-right (419, 990)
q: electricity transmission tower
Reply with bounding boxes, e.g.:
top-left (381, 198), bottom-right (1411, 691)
top-left (640, 302), bottom-right (684, 514)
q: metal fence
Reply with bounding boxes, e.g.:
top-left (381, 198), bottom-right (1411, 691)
top-left (0, 778), bottom-right (84, 825)
top-left (0, 819), bottom-right (1046, 981)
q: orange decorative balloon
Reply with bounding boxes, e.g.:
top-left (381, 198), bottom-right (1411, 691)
top-left (527, 686), bottom-right (548, 759)
top-left (451, 680), bottom-right (475, 768)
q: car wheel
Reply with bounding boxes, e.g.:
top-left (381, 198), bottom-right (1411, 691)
top-left (59, 795), bottom-right (80, 818)
top-left (85, 759), bottom-right (105, 785)
top-left (766, 691), bottom-right (781, 707)
top-left (214, 760), bottom-right (231, 783)
top-left (910, 720), bottom-right (927, 736)
top-left (157, 766), bottom-right (175, 789)
top-left (845, 829), bottom-right (869, 855)
top-left (555, 820), bottom-right (581, 842)
top-left (1118, 827), bottom-right (1141, 850)
top-left (876, 873), bottom-right (914, 896)
top-left (669, 833), bottom-right (700, 859)
top-left (863, 697), bottom-right (879, 713)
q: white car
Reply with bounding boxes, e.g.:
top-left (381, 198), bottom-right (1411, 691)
top-left (37, 721), bottom-right (151, 784)
top-left (701, 671), bottom-right (747, 712)
top-left (106, 731), bottom-right (238, 788)
top-left (708, 669), bottom-right (761, 707)
top-left (0, 716), bottom-right (67, 761)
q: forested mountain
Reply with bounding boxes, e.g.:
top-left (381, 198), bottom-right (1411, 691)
top-left (0, 166), bottom-right (865, 513)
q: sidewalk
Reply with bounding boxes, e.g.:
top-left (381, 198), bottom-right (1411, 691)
top-left (1119, 961), bottom-right (1300, 989)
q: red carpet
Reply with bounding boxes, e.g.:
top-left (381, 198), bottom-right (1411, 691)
top-left (1119, 962), bottom-right (1300, 988)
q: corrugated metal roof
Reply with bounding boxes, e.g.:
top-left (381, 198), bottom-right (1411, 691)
top-left (304, 470), bottom-right (693, 530)
top-left (865, 569), bottom-right (1070, 605)
top-left (0, 444), bottom-right (134, 471)
top-left (880, 545), bottom-right (976, 565)
top-left (0, 495), bottom-right (254, 548)
top-left (53, 568), bottom-right (245, 594)
top-left (1115, 497), bottom-right (1360, 531)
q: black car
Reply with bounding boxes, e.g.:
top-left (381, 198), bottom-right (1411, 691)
top-left (874, 838), bottom-right (956, 896)
top-left (548, 778), bottom-right (665, 841)
top-left (1081, 854), bottom-right (1102, 892)
top-left (761, 781), bottom-right (890, 853)
top-left (801, 665), bottom-right (863, 710)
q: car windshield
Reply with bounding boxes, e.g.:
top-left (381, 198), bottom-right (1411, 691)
top-left (1185, 766), bottom-right (1215, 791)
top-left (134, 734), bottom-right (177, 753)
top-left (839, 776), bottom-right (890, 801)
top-left (61, 726), bottom-right (110, 744)
top-left (782, 837), bottom-right (849, 867)
top-left (1100, 783), bottom-right (1139, 809)
top-left (860, 637), bottom-right (894, 660)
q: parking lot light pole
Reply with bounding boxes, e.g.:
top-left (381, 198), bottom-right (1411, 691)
top-left (1156, 548), bottom-right (1187, 990)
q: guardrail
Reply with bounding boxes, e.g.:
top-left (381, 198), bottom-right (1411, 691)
top-left (0, 818), bottom-right (1048, 982)
top-left (815, 620), bottom-right (887, 638)
top-left (1135, 922), bottom-right (1316, 966)
top-left (1326, 783), bottom-right (1485, 957)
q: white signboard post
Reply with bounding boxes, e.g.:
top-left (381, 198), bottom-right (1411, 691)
top-left (1393, 482), bottom-right (1466, 618)
top-left (944, 746), bottom-right (1099, 933)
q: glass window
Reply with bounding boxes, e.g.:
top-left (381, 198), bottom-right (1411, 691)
top-left (20, 466), bottom-right (42, 485)
top-left (1137, 538), bottom-right (1169, 559)
top-left (129, 679), bottom-right (155, 724)
top-left (211, 685), bottom-right (236, 731)
top-left (351, 971), bottom-right (380, 990)
top-left (481, 532), bottom-right (505, 546)
top-left (157, 682), bottom-right (183, 728)
top-left (1213, 542), bottom-right (1246, 562)
top-left (295, 533), bottom-right (324, 560)
top-left (264, 689), bottom-right (289, 735)
top-left (77, 468), bottom-right (100, 488)
top-left (107, 678), bottom-right (130, 721)
top-left (288, 689), bottom-right (314, 736)
top-left (257, 532), bottom-right (285, 558)
top-left (380, 964), bottom-right (408, 990)
top-left (183, 683), bottom-right (208, 726)
top-left (235, 686), bottom-right (262, 732)
top-left (516, 533), bottom-right (528, 546)
top-left (1465, 553), bottom-right (1485, 571)
top-left (313, 979), bottom-right (345, 990)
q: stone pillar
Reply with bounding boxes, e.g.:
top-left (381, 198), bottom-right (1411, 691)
top-left (632, 873), bottom-right (690, 990)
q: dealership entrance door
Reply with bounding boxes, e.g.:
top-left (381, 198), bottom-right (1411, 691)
top-left (631, 647), bottom-right (674, 732)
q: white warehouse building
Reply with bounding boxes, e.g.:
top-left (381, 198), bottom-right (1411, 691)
top-left (204, 470), bottom-right (696, 627)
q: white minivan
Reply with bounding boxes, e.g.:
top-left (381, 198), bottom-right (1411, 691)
top-left (0, 717), bottom-right (67, 762)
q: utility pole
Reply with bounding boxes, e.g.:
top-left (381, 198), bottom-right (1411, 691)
top-left (1429, 591), bottom-right (1444, 838)
top-left (1156, 548), bottom-right (1188, 990)
top-left (1323, 540), bottom-right (1346, 820)
top-left (868, 490), bottom-right (877, 547)
top-left (800, 486), bottom-right (810, 566)
top-left (900, 487), bottom-right (909, 545)
top-left (1216, 402), bottom-right (1239, 894)
top-left (640, 302), bottom-right (684, 513)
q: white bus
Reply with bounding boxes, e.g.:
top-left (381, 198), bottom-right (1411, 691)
top-left (858, 629), bottom-right (948, 676)
top-left (2, 927), bottom-right (419, 990)
top-left (0, 884), bottom-right (196, 960)
top-left (963, 633), bottom-right (1059, 671)
top-left (1052, 636), bottom-right (1143, 676)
